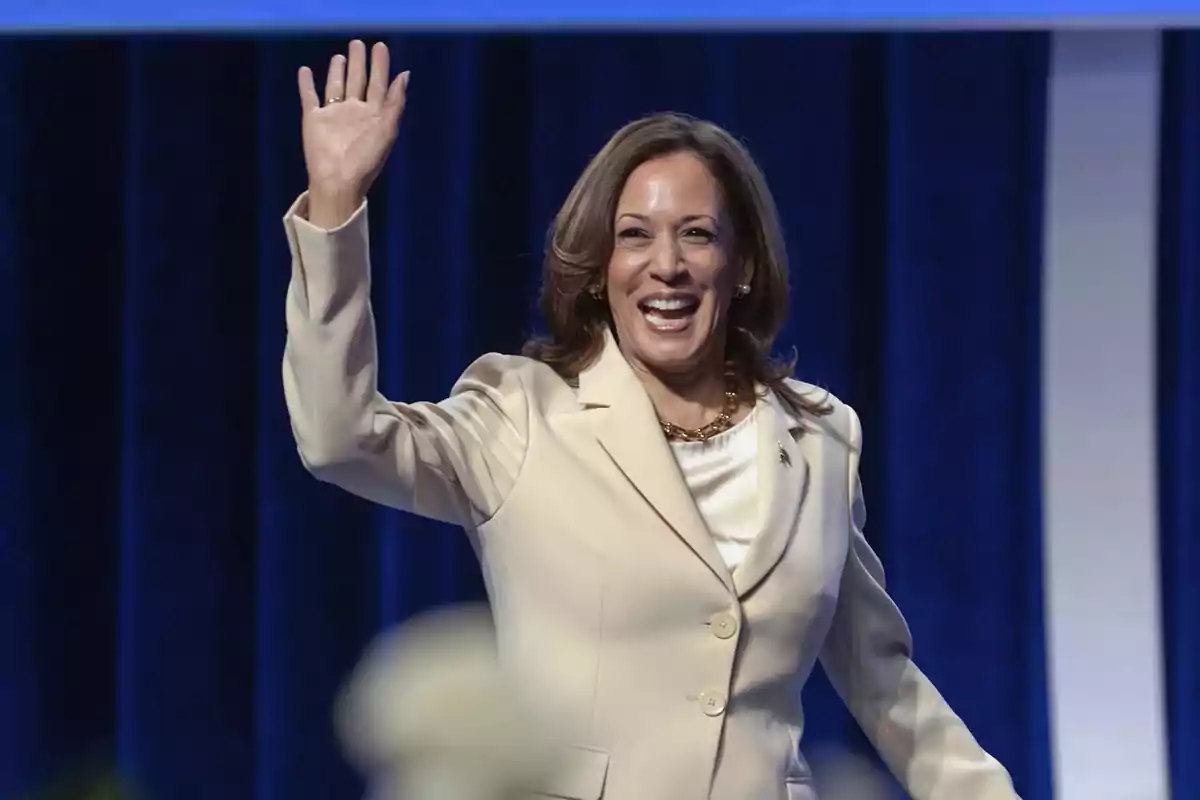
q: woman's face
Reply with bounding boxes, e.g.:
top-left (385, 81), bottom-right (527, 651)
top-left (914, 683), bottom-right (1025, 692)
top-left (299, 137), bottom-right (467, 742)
top-left (605, 151), bottom-right (739, 379)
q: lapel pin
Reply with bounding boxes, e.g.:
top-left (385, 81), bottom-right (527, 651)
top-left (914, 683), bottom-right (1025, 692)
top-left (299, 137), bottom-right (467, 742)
top-left (777, 442), bottom-right (790, 467)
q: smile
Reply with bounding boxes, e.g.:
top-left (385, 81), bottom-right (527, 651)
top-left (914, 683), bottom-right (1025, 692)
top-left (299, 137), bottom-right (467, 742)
top-left (637, 295), bottom-right (699, 333)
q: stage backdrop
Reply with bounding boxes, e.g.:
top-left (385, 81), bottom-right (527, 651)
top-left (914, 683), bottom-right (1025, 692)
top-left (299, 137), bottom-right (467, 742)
top-left (0, 32), bottom-right (1051, 800)
top-left (1159, 31), bottom-right (1200, 800)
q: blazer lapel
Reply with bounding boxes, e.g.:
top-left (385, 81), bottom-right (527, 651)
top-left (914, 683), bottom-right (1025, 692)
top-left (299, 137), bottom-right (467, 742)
top-left (732, 388), bottom-right (809, 599)
top-left (578, 333), bottom-right (735, 593)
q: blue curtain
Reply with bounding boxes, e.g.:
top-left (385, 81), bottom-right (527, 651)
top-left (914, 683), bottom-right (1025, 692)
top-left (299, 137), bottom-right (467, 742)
top-left (0, 32), bottom-right (1050, 800)
top-left (1159, 31), bottom-right (1200, 800)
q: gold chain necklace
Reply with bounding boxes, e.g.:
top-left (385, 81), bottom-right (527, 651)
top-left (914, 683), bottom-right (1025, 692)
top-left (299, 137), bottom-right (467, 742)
top-left (660, 383), bottom-right (741, 443)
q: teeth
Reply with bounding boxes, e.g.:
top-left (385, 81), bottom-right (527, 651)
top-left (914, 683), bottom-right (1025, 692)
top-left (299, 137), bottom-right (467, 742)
top-left (642, 297), bottom-right (696, 311)
top-left (643, 310), bottom-right (690, 330)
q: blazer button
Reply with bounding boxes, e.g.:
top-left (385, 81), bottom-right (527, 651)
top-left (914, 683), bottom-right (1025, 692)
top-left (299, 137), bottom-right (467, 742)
top-left (708, 611), bottom-right (738, 639)
top-left (697, 689), bottom-right (727, 717)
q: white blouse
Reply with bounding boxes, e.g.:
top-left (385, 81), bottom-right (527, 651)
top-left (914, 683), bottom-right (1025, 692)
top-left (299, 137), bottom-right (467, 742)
top-left (669, 405), bottom-right (761, 572)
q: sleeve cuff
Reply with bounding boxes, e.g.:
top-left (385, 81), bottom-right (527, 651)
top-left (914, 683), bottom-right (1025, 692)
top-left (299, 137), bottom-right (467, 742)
top-left (282, 191), bottom-right (372, 322)
top-left (284, 190), bottom-right (369, 235)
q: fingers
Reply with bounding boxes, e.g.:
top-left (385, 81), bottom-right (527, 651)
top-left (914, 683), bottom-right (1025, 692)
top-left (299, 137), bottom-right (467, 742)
top-left (324, 53), bottom-right (347, 103)
top-left (345, 39), bottom-right (368, 101)
top-left (366, 42), bottom-right (390, 105)
top-left (297, 66), bottom-right (320, 115)
top-left (384, 70), bottom-right (410, 124)
top-left (308, 42), bottom-right (403, 112)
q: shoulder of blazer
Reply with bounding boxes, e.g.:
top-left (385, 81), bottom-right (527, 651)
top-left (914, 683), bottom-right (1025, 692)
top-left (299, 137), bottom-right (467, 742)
top-left (456, 351), bottom-right (579, 415)
top-left (777, 377), bottom-right (859, 457)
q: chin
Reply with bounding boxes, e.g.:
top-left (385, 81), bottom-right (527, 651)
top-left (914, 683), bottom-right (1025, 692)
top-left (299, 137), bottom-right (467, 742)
top-left (629, 332), bottom-right (714, 376)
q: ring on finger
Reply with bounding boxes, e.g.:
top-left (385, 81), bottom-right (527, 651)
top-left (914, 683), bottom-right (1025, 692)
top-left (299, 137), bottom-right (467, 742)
top-left (326, 95), bottom-right (344, 104)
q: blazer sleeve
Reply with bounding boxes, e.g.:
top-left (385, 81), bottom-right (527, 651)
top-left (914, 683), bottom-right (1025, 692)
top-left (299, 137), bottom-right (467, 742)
top-left (817, 405), bottom-right (1021, 800)
top-left (281, 193), bottom-right (530, 528)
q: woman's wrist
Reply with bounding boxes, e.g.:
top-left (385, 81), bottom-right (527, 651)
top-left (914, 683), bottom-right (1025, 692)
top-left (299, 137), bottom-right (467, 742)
top-left (306, 184), bottom-right (364, 230)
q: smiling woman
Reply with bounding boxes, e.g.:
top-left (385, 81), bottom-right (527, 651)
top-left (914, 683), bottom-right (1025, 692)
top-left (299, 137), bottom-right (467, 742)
top-left (522, 114), bottom-right (811, 435)
top-left (283, 39), bottom-right (1022, 800)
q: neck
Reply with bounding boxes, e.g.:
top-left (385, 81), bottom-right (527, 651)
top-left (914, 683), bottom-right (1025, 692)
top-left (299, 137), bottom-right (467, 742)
top-left (634, 360), bottom-right (730, 431)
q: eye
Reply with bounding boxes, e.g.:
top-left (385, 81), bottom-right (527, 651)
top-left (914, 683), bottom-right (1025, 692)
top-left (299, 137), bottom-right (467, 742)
top-left (617, 227), bottom-right (651, 241)
top-left (682, 227), bottom-right (717, 243)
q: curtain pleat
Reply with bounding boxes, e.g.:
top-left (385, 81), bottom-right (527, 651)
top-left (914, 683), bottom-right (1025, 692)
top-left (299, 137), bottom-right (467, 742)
top-left (0, 38), bottom-right (33, 799)
top-left (115, 38), bottom-right (262, 800)
top-left (0, 32), bottom-right (1049, 800)
top-left (1158, 31), bottom-right (1200, 800)
top-left (877, 35), bottom-right (1051, 793)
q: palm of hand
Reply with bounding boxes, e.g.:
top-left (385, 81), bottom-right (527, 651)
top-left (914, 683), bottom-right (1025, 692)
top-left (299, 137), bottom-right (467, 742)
top-left (304, 100), bottom-right (395, 191)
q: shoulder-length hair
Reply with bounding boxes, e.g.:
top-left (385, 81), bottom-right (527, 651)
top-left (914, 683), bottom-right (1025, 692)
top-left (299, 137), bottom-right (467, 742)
top-left (522, 112), bottom-right (828, 415)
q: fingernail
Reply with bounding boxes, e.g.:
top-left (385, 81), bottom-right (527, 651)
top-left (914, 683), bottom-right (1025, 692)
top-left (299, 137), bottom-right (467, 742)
top-left (402, 71), bottom-right (411, 89)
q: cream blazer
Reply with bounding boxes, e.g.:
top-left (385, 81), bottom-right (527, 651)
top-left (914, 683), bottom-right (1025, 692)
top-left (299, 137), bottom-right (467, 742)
top-left (281, 194), bottom-right (1021, 800)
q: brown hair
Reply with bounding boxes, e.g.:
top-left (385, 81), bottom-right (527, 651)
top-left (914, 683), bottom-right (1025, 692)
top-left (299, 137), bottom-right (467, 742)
top-left (522, 112), bottom-right (829, 416)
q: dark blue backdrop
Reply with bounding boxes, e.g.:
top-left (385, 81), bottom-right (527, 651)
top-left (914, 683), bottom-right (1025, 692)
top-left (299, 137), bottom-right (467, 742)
top-left (1159, 31), bottom-right (1200, 800)
top-left (0, 29), bottom-right (1111, 800)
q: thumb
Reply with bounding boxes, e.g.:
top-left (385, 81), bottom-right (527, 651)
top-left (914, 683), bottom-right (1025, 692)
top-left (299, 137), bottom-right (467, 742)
top-left (384, 70), bottom-right (409, 125)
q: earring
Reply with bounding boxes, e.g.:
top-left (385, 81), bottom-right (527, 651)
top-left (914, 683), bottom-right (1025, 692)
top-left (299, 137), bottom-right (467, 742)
top-left (735, 283), bottom-right (751, 298)
top-left (588, 284), bottom-right (605, 299)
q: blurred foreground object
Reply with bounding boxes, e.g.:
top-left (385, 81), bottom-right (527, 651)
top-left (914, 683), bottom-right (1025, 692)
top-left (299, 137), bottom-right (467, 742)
top-left (336, 604), bottom-right (896, 800)
top-left (334, 603), bottom-right (564, 800)
top-left (810, 747), bottom-right (896, 800)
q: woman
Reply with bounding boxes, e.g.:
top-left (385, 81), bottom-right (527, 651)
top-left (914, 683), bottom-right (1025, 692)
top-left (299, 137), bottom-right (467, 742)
top-left (285, 40), bottom-right (1021, 800)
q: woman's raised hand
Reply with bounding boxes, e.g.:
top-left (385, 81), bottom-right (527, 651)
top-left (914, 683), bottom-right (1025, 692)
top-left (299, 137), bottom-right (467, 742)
top-left (298, 40), bottom-right (409, 229)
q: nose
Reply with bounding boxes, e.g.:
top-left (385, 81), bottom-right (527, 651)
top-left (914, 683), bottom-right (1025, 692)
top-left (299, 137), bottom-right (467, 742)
top-left (647, 235), bottom-right (685, 282)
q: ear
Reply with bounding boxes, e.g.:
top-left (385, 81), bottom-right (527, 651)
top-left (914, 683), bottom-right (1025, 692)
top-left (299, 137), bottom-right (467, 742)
top-left (739, 253), bottom-right (755, 285)
top-left (740, 263), bottom-right (755, 291)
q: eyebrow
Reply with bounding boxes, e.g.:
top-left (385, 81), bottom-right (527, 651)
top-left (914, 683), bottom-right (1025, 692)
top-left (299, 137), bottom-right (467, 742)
top-left (617, 213), bottom-right (718, 224)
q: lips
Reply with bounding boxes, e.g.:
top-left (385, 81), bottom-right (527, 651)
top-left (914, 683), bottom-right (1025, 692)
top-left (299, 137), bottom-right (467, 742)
top-left (638, 295), bottom-right (699, 332)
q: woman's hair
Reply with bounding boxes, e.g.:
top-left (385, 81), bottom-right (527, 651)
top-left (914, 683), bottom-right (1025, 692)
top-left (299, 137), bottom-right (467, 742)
top-left (522, 112), bottom-right (828, 415)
